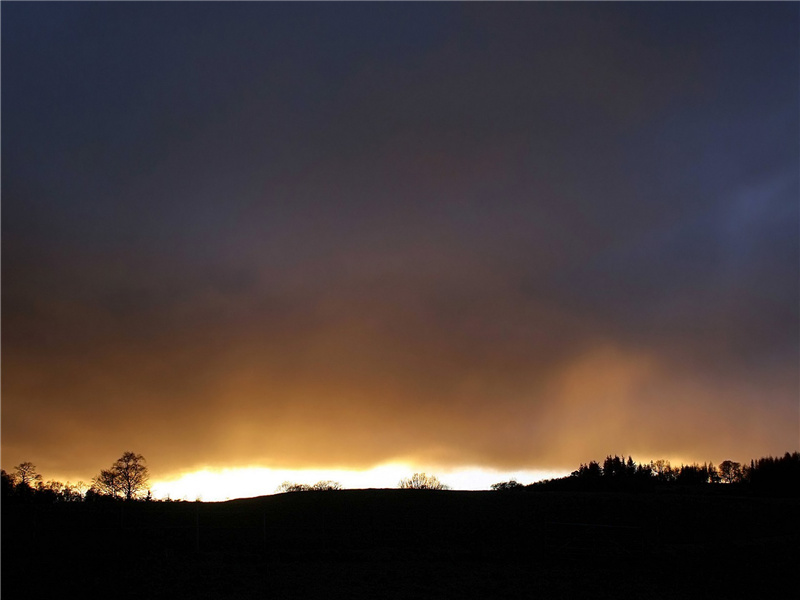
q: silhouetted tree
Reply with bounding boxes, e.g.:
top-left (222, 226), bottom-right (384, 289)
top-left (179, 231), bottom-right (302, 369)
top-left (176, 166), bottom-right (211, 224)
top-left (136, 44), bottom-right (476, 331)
top-left (113, 452), bottom-right (150, 500)
top-left (718, 460), bottom-right (743, 484)
top-left (491, 480), bottom-right (523, 491)
top-left (705, 462), bottom-right (720, 483)
top-left (651, 459), bottom-right (676, 483)
top-left (398, 473), bottom-right (449, 490)
top-left (311, 480), bottom-right (343, 491)
top-left (573, 461), bottom-right (602, 480)
top-left (675, 463), bottom-right (711, 485)
top-left (92, 468), bottom-right (122, 498)
top-left (14, 462), bottom-right (42, 488)
top-left (276, 482), bottom-right (312, 493)
top-left (92, 452), bottom-right (150, 500)
top-left (634, 461), bottom-right (653, 481)
top-left (603, 455), bottom-right (627, 479)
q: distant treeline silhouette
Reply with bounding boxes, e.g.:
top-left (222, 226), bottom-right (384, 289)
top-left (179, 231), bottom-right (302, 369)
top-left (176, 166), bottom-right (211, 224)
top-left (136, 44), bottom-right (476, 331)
top-left (276, 480), bottom-right (343, 492)
top-left (4, 450), bottom-right (798, 504)
top-left (2, 451), bottom-right (150, 505)
top-left (492, 451), bottom-right (800, 495)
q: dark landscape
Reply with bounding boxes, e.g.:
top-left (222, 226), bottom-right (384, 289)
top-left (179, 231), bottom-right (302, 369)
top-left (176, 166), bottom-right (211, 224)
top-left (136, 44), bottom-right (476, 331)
top-left (4, 463), bottom-right (799, 599)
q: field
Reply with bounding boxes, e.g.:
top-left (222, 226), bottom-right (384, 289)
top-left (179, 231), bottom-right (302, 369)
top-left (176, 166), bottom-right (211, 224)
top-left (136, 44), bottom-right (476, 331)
top-left (3, 488), bottom-right (797, 599)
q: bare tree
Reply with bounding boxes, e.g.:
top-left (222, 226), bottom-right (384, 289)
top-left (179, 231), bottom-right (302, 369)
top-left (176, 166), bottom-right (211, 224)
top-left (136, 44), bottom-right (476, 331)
top-left (113, 452), bottom-right (150, 500)
top-left (398, 473), bottom-right (449, 490)
top-left (276, 481), bottom-right (311, 493)
top-left (72, 480), bottom-right (89, 499)
top-left (92, 468), bottom-right (122, 498)
top-left (13, 462), bottom-right (42, 488)
top-left (311, 480), bottom-right (342, 491)
top-left (92, 452), bottom-right (150, 500)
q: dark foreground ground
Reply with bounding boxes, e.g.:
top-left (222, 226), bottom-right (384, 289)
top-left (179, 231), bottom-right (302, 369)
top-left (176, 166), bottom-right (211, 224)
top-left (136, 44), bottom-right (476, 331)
top-left (3, 488), bottom-right (798, 599)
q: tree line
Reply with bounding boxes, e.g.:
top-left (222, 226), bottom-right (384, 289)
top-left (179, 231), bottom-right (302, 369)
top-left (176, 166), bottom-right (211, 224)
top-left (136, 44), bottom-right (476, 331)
top-left (5, 451), bottom-right (796, 504)
top-left (2, 451), bottom-right (150, 504)
top-left (491, 451), bottom-right (800, 494)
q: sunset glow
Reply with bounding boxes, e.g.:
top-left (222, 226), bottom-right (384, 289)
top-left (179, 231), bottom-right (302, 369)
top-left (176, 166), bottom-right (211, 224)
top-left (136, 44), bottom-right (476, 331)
top-left (2, 2), bottom-right (797, 499)
top-left (150, 465), bottom-right (571, 502)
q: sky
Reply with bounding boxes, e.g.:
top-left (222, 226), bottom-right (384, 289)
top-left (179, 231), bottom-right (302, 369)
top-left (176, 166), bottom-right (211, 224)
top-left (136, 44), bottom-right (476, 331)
top-left (2, 2), bottom-right (798, 498)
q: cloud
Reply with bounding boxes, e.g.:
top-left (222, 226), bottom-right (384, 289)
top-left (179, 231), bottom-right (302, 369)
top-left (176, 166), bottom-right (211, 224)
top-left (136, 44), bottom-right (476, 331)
top-left (2, 3), bottom-right (797, 483)
top-left (3, 246), bottom-right (796, 481)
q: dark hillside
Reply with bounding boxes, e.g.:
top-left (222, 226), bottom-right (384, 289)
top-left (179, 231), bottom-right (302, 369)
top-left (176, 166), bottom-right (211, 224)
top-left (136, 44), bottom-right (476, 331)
top-left (3, 489), bottom-right (797, 599)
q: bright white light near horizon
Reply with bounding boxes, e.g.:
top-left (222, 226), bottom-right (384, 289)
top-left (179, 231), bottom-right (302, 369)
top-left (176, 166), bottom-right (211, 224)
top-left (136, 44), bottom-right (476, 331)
top-left (151, 464), bottom-right (410, 501)
top-left (151, 464), bottom-right (570, 501)
top-left (441, 467), bottom-right (569, 490)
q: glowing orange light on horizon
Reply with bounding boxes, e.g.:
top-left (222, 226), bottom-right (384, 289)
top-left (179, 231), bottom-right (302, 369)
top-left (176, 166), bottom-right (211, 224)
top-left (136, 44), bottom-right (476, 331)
top-left (150, 464), bottom-right (570, 501)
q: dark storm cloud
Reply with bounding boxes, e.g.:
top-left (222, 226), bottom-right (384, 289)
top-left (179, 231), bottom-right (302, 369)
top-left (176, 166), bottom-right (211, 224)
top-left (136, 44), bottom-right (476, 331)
top-left (2, 3), bottom-right (797, 481)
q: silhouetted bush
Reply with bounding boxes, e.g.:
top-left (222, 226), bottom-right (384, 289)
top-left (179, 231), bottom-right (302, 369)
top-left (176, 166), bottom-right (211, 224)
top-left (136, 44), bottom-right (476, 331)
top-left (491, 480), bottom-right (524, 491)
top-left (277, 480), bottom-right (343, 493)
top-left (277, 482), bottom-right (312, 493)
top-left (398, 473), bottom-right (449, 490)
top-left (311, 480), bottom-right (343, 491)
